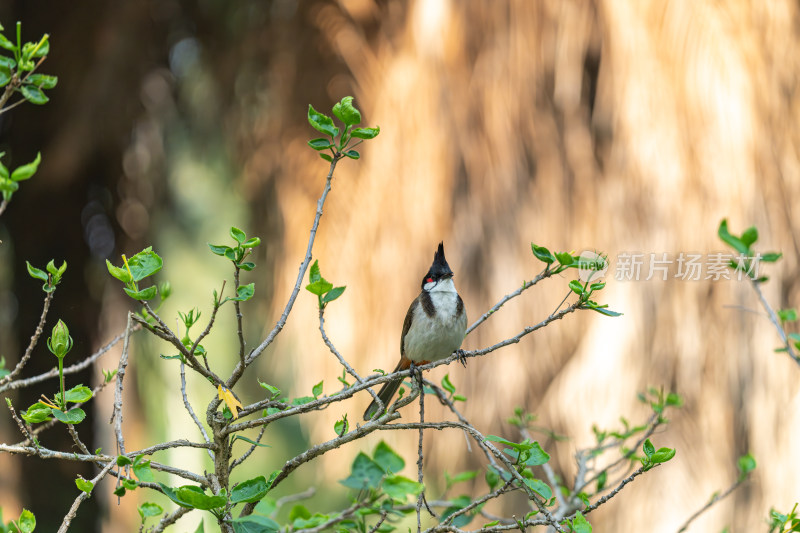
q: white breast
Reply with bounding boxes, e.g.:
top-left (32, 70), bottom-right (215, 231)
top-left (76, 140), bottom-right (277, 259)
top-left (404, 279), bottom-right (467, 363)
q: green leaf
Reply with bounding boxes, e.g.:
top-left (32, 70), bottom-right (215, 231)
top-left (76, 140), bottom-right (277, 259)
top-left (441, 373), bottom-right (456, 394)
top-left (522, 478), bottom-right (552, 500)
top-left (778, 309), bottom-right (797, 322)
top-left (51, 407), bottom-right (86, 424)
top-left (0, 33), bottom-right (16, 51)
top-left (568, 280), bottom-right (585, 296)
top-left (124, 286), bottom-right (158, 300)
top-left (650, 447), bottom-right (676, 464)
top-left (312, 380), bottom-right (323, 398)
top-left (319, 153), bottom-right (333, 162)
top-left (340, 452), bottom-right (385, 490)
top-left (230, 226), bottom-right (246, 244)
top-left (373, 441), bottom-right (405, 473)
top-left (344, 149), bottom-right (360, 159)
top-left (239, 261), bottom-right (256, 271)
top-left (737, 453), bottom-right (756, 479)
top-left (232, 435), bottom-right (271, 448)
top-left (382, 475), bottom-right (423, 500)
top-left (306, 279), bottom-right (333, 297)
top-left (524, 442), bottom-right (550, 466)
top-left (350, 126), bottom-right (380, 139)
top-left (243, 237), bottom-right (261, 248)
top-left (334, 416), bottom-right (349, 436)
top-left (138, 502), bottom-right (163, 520)
top-left (531, 243), bottom-right (555, 264)
top-left (17, 509), bottom-right (35, 533)
top-left (643, 439), bottom-right (655, 458)
top-left (31, 38), bottom-right (49, 58)
top-left (11, 152), bottom-right (41, 181)
top-left (230, 283), bottom-right (255, 302)
top-left (258, 381), bottom-right (281, 398)
top-left (176, 486), bottom-right (226, 510)
top-left (741, 226), bottom-right (758, 247)
top-left (21, 402), bottom-right (53, 424)
top-left (133, 455), bottom-right (155, 482)
top-left (231, 476), bottom-right (269, 504)
top-left (75, 477), bottom-right (94, 494)
top-left (555, 252), bottom-right (574, 266)
top-left (308, 138), bottom-right (333, 151)
top-left (106, 259), bottom-right (133, 283)
top-left (116, 455), bottom-right (133, 466)
top-left (309, 259), bottom-right (321, 283)
top-left (448, 471), bottom-right (478, 484)
top-left (64, 385), bottom-right (93, 403)
top-left (307, 104), bottom-right (338, 138)
top-left (127, 248), bottom-right (163, 281)
top-left (20, 84), bottom-right (48, 104)
top-left (718, 219), bottom-right (749, 254)
top-left (571, 511), bottom-right (592, 533)
top-left (27, 73), bottom-right (57, 89)
top-left (230, 515), bottom-right (280, 533)
top-left (485, 467), bottom-right (500, 490)
top-left (322, 286), bottom-right (346, 303)
top-left (332, 96), bottom-right (361, 126)
top-left (208, 243), bottom-right (231, 256)
top-left (589, 306), bottom-right (623, 317)
top-left (760, 252), bottom-right (782, 263)
top-left (0, 64), bottom-right (11, 88)
top-left (26, 261), bottom-right (48, 282)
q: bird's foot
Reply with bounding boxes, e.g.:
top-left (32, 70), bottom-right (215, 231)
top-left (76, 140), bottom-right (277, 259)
top-left (455, 349), bottom-right (468, 368)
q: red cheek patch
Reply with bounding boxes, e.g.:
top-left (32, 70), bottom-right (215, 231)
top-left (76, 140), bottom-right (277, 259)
top-left (426, 278), bottom-right (433, 283)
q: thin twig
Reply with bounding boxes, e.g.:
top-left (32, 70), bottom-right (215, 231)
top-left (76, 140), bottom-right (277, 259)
top-left (675, 477), bottom-right (747, 533)
top-left (110, 313), bottom-right (134, 455)
top-left (749, 278), bottom-right (800, 366)
top-left (67, 424), bottom-right (90, 455)
top-left (56, 458), bottom-right (117, 533)
top-left (180, 361), bottom-right (213, 459)
top-left (319, 307), bottom-right (381, 403)
top-left (1, 325), bottom-right (140, 393)
top-left (466, 268), bottom-right (551, 335)
top-left (242, 156), bottom-right (340, 369)
top-left (417, 370), bottom-right (425, 532)
top-left (0, 291), bottom-right (54, 387)
top-left (151, 507), bottom-right (192, 533)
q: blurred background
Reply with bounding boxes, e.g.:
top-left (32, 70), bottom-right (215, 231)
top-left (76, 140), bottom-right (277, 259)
top-left (0, 0), bottom-right (798, 531)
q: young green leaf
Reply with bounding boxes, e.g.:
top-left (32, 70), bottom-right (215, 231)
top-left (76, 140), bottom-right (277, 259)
top-left (350, 126), bottom-right (380, 139)
top-left (570, 511), bottom-right (592, 533)
top-left (332, 96), bottom-right (361, 126)
top-left (27, 73), bottom-right (58, 89)
top-left (51, 407), bottom-right (86, 424)
top-left (106, 259), bottom-right (133, 283)
top-left (718, 219), bottom-right (749, 254)
top-left (138, 502), bottom-right (163, 520)
top-left (20, 84), bottom-right (48, 104)
top-left (230, 476), bottom-right (269, 504)
top-left (308, 104), bottom-right (339, 138)
top-left (531, 243), bottom-right (555, 264)
top-left (127, 248), bottom-right (163, 281)
top-left (10, 152), bottom-right (41, 181)
top-left (308, 138), bottom-right (333, 151)
top-left (26, 261), bottom-right (48, 282)
top-left (230, 226), bottom-right (246, 244)
top-left (740, 226), bottom-right (758, 248)
top-left (373, 441), bottom-right (405, 474)
top-left (75, 477), bottom-right (94, 494)
top-left (441, 373), bottom-right (456, 395)
top-left (322, 286), bottom-right (346, 303)
top-left (312, 380), bottom-right (323, 398)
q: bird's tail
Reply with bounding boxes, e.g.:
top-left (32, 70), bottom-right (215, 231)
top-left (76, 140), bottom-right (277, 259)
top-left (363, 359), bottom-right (408, 420)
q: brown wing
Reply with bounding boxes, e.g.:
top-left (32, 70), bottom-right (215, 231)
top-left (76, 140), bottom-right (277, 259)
top-left (400, 297), bottom-right (419, 357)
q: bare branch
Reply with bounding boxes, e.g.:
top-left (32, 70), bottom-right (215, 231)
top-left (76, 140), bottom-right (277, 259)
top-left (676, 476), bottom-right (747, 533)
top-left (749, 278), bottom-right (800, 366)
top-left (57, 458), bottom-right (117, 533)
top-left (466, 267), bottom-right (551, 335)
top-left (0, 291), bottom-right (54, 388)
top-left (243, 157), bottom-right (340, 369)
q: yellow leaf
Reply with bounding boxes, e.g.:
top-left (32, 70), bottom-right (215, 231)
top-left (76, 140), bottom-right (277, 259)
top-left (217, 384), bottom-right (243, 419)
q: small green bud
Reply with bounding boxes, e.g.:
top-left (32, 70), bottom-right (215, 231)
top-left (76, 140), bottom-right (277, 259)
top-left (47, 319), bottom-right (73, 359)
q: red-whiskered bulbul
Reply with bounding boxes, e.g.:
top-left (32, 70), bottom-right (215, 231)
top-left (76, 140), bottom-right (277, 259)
top-left (364, 242), bottom-right (467, 420)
